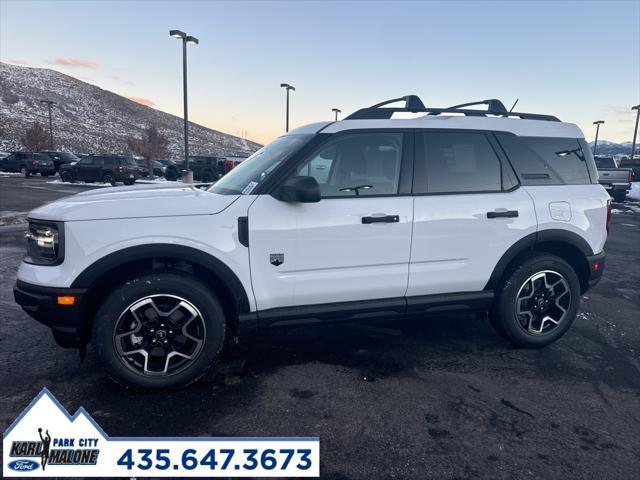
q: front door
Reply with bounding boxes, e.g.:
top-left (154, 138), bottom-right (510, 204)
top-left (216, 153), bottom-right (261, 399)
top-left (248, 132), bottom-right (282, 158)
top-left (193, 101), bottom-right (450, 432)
top-left (248, 131), bottom-right (413, 311)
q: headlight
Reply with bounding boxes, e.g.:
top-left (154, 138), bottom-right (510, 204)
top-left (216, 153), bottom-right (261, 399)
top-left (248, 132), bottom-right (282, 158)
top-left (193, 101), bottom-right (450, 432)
top-left (25, 221), bottom-right (64, 265)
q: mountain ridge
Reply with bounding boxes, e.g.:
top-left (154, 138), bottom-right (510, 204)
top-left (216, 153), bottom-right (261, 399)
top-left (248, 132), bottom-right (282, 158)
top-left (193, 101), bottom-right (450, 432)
top-left (0, 62), bottom-right (261, 158)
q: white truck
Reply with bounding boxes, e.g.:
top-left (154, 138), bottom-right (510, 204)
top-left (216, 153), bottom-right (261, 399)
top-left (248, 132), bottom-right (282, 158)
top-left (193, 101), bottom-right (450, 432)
top-left (14, 96), bottom-right (610, 390)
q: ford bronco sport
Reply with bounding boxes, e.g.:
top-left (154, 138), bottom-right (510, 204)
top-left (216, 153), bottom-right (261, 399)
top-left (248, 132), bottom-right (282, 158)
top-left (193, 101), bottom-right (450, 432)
top-left (14, 96), bottom-right (609, 390)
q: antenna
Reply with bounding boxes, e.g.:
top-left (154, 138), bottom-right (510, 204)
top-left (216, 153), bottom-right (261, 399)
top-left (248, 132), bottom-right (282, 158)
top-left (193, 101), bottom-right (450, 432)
top-left (509, 99), bottom-right (519, 113)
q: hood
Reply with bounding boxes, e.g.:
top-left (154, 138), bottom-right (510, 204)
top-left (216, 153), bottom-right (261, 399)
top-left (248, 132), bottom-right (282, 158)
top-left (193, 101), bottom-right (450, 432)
top-left (29, 183), bottom-right (240, 221)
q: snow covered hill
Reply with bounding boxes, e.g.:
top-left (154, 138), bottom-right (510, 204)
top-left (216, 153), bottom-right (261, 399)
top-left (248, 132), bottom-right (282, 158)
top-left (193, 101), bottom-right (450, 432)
top-left (0, 62), bottom-right (261, 157)
top-left (589, 140), bottom-right (635, 156)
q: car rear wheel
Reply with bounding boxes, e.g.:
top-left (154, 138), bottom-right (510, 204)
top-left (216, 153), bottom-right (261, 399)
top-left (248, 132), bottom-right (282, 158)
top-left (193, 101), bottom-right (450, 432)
top-left (93, 272), bottom-right (226, 390)
top-left (165, 168), bottom-right (179, 181)
top-left (60, 171), bottom-right (74, 183)
top-left (612, 190), bottom-right (626, 203)
top-left (102, 172), bottom-right (116, 186)
top-left (491, 254), bottom-right (580, 348)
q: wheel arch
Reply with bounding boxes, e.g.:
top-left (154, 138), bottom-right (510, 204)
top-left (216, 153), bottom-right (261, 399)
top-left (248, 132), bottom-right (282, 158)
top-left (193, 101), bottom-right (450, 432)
top-left (72, 244), bottom-right (251, 342)
top-left (485, 229), bottom-right (594, 294)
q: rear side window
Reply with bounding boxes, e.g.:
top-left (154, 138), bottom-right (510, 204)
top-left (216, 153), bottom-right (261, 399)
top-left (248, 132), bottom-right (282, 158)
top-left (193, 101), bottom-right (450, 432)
top-left (414, 132), bottom-right (503, 194)
top-left (496, 133), bottom-right (594, 185)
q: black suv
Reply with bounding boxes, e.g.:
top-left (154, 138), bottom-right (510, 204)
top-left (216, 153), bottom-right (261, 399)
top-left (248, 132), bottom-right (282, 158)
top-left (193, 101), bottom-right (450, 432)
top-left (1, 152), bottom-right (55, 177)
top-left (39, 151), bottom-right (81, 173)
top-left (60, 154), bottom-right (140, 185)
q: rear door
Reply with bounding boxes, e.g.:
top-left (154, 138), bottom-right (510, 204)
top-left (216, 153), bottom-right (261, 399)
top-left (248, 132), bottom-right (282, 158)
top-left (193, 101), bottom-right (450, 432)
top-left (407, 130), bottom-right (537, 297)
top-left (249, 131), bottom-right (414, 311)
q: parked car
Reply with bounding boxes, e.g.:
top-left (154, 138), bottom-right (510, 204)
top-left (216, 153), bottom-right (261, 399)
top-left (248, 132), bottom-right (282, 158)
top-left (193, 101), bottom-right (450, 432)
top-left (59, 154), bottom-right (140, 185)
top-left (0, 151), bottom-right (11, 160)
top-left (594, 155), bottom-right (633, 202)
top-left (619, 156), bottom-right (640, 183)
top-left (150, 159), bottom-right (177, 179)
top-left (185, 155), bottom-right (224, 182)
top-left (14, 95), bottom-right (609, 390)
top-left (1, 152), bottom-right (55, 176)
top-left (39, 151), bottom-right (81, 173)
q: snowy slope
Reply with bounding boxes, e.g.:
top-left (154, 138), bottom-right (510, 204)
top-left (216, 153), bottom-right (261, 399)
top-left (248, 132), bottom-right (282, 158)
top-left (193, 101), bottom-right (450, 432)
top-left (0, 62), bottom-right (261, 158)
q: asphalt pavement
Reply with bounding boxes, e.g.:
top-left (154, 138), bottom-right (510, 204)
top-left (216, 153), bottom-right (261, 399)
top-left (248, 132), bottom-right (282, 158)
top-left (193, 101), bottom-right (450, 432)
top-left (0, 176), bottom-right (639, 479)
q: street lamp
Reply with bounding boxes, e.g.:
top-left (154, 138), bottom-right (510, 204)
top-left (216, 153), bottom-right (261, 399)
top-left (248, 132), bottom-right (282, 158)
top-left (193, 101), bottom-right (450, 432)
top-left (630, 105), bottom-right (640, 162)
top-left (592, 120), bottom-right (605, 156)
top-left (280, 83), bottom-right (295, 132)
top-left (332, 108), bottom-right (341, 121)
top-left (40, 100), bottom-right (57, 150)
top-left (170, 29), bottom-right (199, 180)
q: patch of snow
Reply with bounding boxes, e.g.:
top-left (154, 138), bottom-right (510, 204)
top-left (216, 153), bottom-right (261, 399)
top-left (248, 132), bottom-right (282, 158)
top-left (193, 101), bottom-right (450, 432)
top-left (0, 172), bottom-right (25, 177)
top-left (628, 182), bottom-right (640, 201)
top-left (46, 179), bottom-right (112, 188)
top-left (610, 209), bottom-right (622, 214)
top-left (0, 211), bottom-right (28, 226)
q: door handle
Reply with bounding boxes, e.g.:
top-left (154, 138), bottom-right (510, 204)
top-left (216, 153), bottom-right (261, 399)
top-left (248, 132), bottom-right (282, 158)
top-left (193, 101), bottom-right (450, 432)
top-left (362, 215), bottom-right (400, 224)
top-left (487, 210), bottom-right (519, 218)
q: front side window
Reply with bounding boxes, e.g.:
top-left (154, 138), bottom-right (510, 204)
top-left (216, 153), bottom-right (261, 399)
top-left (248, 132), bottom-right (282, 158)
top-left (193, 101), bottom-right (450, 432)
top-left (414, 132), bottom-right (502, 194)
top-left (295, 132), bottom-right (403, 197)
top-left (210, 134), bottom-right (311, 195)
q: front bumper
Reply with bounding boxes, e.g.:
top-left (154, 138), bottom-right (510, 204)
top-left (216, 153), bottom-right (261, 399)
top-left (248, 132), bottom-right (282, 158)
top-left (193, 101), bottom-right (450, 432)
top-left (585, 251), bottom-right (605, 290)
top-left (13, 280), bottom-right (87, 348)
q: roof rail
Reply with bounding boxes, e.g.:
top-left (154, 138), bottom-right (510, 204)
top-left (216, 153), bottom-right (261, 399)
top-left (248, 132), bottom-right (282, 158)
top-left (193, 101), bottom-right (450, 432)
top-left (344, 95), bottom-right (560, 122)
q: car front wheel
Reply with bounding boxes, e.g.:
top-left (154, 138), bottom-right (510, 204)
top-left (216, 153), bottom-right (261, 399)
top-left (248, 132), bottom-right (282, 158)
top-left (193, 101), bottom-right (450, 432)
top-left (491, 254), bottom-right (581, 348)
top-left (93, 272), bottom-right (226, 390)
top-left (60, 171), bottom-right (74, 182)
top-left (102, 172), bottom-right (116, 186)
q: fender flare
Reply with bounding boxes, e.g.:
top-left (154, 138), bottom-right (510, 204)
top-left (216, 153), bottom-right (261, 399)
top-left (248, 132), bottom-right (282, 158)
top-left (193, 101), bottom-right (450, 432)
top-left (70, 244), bottom-right (251, 313)
top-left (485, 229), bottom-right (594, 290)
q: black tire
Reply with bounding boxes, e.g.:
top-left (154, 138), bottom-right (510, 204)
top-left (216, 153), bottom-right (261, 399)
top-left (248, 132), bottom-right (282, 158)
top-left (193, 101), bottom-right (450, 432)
top-left (93, 272), bottom-right (226, 390)
top-left (60, 170), bottom-right (74, 183)
top-left (612, 190), bottom-right (626, 203)
top-left (102, 172), bottom-right (116, 186)
top-left (165, 168), bottom-right (179, 181)
top-left (491, 254), bottom-right (581, 348)
top-left (21, 166), bottom-right (30, 177)
top-left (201, 170), bottom-right (217, 183)
top-left (123, 179), bottom-right (135, 186)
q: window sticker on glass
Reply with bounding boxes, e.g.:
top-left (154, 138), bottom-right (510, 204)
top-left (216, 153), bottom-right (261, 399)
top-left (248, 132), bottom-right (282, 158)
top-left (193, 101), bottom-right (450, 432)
top-left (242, 181), bottom-right (259, 195)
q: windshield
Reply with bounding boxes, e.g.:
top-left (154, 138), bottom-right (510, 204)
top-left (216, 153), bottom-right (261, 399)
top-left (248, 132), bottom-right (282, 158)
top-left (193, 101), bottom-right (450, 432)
top-left (59, 152), bottom-right (79, 161)
top-left (209, 134), bottom-right (311, 195)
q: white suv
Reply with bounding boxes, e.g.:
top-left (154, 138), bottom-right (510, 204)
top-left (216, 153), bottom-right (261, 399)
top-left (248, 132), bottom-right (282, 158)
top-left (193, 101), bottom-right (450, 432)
top-left (14, 96), bottom-right (610, 389)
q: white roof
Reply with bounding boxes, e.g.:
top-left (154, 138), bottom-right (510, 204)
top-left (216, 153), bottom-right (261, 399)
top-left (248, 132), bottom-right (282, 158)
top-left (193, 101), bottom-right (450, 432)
top-left (287, 115), bottom-right (584, 139)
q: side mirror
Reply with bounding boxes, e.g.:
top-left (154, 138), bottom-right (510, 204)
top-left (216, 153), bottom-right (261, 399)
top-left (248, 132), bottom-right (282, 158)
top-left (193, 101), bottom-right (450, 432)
top-left (274, 176), bottom-right (321, 203)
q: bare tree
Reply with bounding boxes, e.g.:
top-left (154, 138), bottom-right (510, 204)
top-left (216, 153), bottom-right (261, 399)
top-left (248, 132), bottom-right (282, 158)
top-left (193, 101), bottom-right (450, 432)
top-left (127, 126), bottom-right (169, 179)
top-left (21, 122), bottom-right (49, 151)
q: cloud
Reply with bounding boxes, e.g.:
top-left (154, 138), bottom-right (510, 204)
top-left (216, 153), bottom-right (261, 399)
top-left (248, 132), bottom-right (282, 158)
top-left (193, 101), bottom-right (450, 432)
top-left (50, 57), bottom-right (98, 68)
top-left (128, 96), bottom-right (155, 107)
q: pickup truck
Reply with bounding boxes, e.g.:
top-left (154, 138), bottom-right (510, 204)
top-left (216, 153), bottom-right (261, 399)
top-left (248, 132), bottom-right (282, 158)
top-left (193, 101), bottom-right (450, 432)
top-left (594, 156), bottom-right (633, 202)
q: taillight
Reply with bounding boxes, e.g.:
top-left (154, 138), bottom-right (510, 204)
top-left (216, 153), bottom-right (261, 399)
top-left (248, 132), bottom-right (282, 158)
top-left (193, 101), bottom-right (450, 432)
top-left (606, 198), bottom-right (612, 233)
top-left (224, 160), bottom-right (234, 173)
top-left (116, 166), bottom-right (125, 172)
top-left (629, 170), bottom-right (634, 182)
top-left (31, 160), bottom-right (37, 165)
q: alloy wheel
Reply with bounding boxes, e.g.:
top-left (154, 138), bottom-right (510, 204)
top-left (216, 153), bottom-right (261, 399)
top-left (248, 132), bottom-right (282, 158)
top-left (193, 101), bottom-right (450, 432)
top-left (113, 294), bottom-right (206, 376)
top-left (514, 270), bottom-right (571, 335)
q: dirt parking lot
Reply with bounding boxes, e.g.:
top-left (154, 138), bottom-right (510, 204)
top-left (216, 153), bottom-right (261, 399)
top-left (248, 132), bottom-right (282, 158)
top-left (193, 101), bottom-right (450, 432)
top-left (1, 176), bottom-right (639, 479)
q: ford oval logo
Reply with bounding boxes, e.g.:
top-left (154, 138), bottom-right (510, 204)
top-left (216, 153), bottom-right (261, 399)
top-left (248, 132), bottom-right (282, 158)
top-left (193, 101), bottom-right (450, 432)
top-left (8, 459), bottom-right (39, 471)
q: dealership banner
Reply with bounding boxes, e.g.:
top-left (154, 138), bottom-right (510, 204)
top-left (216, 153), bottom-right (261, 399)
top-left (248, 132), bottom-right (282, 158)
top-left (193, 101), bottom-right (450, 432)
top-left (3, 388), bottom-right (320, 477)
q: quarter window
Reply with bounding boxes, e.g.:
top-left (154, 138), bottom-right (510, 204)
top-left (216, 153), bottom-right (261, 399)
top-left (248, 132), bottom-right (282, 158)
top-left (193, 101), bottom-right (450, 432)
top-left (295, 132), bottom-right (403, 197)
top-left (414, 132), bottom-right (502, 194)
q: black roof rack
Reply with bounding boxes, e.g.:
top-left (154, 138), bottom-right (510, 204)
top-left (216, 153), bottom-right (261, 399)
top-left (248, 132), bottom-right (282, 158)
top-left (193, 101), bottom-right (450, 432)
top-left (344, 95), bottom-right (560, 122)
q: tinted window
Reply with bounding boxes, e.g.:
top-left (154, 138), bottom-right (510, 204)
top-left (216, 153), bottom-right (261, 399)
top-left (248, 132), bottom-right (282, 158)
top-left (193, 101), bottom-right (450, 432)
top-left (496, 133), bottom-right (593, 185)
top-left (414, 132), bottom-right (502, 194)
top-left (594, 157), bottom-right (615, 169)
top-left (295, 132), bottom-right (403, 197)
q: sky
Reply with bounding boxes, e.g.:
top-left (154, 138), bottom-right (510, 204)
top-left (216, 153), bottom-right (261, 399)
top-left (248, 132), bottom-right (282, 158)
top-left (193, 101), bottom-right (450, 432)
top-left (1, 0), bottom-right (639, 144)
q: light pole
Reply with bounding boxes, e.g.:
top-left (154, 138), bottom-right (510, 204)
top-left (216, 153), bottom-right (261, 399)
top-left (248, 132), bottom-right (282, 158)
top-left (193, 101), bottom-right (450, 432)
top-left (332, 108), bottom-right (341, 121)
top-left (630, 105), bottom-right (640, 161)
top-left (593, 120), bottom-right (604, 155)
top-left (170, 29), bottom-right (199, 180)
top-left (40, 100), bottom-right (57, 150)
top-left (280, 83), bottom-right (295, 132)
